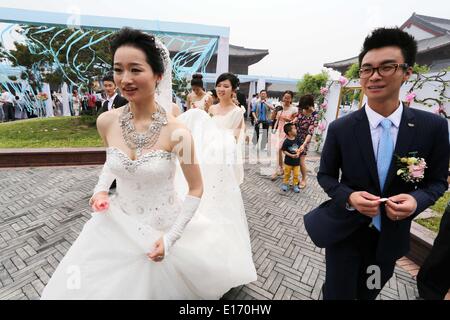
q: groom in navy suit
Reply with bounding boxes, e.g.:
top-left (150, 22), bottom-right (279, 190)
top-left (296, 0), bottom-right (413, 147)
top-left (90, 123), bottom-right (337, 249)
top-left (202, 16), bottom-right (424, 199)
top-left (304, 28), bottom-right (449, 300)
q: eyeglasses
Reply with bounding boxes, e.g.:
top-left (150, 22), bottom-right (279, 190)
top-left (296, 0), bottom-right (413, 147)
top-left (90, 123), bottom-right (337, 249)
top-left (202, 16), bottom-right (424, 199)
top-left (359, 63), bottom-right (409, 79)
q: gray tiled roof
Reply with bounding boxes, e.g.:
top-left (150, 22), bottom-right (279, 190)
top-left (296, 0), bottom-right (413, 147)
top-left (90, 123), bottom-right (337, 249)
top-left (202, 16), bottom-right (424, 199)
top-left (410, 13), bottom-right (450, 35)
top-left (162, 35), bottom-right (268, 58)
top-left (418, 34), bottom-right (450, 53)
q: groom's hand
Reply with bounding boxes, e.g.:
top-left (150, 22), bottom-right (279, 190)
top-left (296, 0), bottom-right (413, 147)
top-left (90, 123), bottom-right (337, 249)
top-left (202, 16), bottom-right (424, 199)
top-left (385, 194), bottom-right (417, 221)
top-left (348, 191), bottom-right (380, 217)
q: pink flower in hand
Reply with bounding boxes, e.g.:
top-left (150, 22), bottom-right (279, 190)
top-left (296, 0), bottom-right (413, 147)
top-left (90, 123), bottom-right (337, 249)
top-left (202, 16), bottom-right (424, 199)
top-left (338, 76), bottom-right (348, 86)
top-left (320, 87), bottom-right (329, 95)
top-left (92, 199), bottom-right (109, 212)
top-left (405, 92), bottom-right (416, 103)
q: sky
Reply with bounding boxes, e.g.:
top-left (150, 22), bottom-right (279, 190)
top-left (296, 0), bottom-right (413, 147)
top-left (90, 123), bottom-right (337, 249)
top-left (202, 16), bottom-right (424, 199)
top-left (0, 0), bottom-right (449, 79)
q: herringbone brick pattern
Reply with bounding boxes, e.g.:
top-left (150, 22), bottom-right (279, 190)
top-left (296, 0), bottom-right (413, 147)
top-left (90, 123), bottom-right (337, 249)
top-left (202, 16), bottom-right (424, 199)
top-left (0, 151), bottom-right (419, 300)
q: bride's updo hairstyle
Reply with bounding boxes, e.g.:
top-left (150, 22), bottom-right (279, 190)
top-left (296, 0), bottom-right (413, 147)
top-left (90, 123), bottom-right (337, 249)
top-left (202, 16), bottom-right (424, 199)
top-left (191, 74), bottom-right (204, 88)
top-left (215, 72), bottom-right (240, 91)
top-left (110, 27), bottom-right (165, 76)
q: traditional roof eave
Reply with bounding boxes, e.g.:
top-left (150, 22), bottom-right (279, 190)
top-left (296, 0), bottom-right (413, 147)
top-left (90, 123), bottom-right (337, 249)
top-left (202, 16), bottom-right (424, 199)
top-left (228, 44), bottom-right (269, 57)
top-left (417, 34), bottom-right (450, 53)
top-left (324, 34), bottom-right (450, 70)
top-left (400, 13), bottom-right (450, 36)
top-left (323, 57), bottom-right (358, 69)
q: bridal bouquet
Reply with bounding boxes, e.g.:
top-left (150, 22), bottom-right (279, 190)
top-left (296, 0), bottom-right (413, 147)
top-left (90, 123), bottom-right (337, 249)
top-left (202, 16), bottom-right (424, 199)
top-left (396, 154), bottom-right (427, 183)
top-left (36, 92), bottom-right (48, 101)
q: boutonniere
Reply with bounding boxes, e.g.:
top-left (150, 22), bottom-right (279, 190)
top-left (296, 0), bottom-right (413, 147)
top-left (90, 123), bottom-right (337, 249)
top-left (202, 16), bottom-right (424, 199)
top-left (395, 152), bottom-right (427, 183)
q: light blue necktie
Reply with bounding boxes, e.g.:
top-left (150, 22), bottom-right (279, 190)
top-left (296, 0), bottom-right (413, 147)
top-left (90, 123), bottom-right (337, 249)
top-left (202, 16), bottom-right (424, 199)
top-left (373, 119), bottom-right (394, 231)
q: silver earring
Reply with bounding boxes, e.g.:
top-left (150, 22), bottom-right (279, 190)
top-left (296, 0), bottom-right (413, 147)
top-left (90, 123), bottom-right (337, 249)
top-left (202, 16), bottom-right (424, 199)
top-left (156, 82), bottom-right (160, 95)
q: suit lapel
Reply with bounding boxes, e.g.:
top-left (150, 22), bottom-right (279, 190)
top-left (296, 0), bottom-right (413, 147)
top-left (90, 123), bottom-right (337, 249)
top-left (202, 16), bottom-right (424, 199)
top-left (354, 106), bottom-right (381, 194)
top-left (112, 95), bottom-right (118, 109)
top-left (383, 106), bottom-right (416, 193)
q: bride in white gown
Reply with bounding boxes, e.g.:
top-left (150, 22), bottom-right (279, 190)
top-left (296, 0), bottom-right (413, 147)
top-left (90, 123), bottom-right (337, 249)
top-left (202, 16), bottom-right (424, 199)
top-left (40, 28), bottom-right (257, 300)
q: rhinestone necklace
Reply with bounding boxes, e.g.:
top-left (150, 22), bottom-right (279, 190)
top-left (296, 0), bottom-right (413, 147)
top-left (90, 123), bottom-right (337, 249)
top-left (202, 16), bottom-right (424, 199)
top-left (119, 103), bottom-right (168, 157)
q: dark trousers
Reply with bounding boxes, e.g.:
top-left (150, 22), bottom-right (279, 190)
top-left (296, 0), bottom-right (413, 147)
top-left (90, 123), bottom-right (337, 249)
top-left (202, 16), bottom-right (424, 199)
top-left (253, 121), bottom-right (270, 149)
top-left (417, 204), bottom-right (450, 299)
top-left (2, 103), bottom-right (15, 121)
top-left (324, 224), bottom-right (396, 300)
top-left (25, 108), bottom-right (38, 119)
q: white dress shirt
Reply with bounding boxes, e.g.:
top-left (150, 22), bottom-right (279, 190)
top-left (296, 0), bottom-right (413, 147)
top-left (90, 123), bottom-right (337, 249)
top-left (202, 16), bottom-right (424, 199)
top-left (1, 92), bottom-right (14, 104)
top-left (107, 93), bottom-right (117, 111)
top-left (346, 102), bottom-right (404, 212)
top-left (365, 102), bottom-right (403, 160)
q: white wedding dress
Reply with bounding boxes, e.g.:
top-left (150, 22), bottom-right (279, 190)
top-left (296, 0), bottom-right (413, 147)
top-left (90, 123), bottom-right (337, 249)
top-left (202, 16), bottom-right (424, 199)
top-left (40, 107), bottom-right (256, 300)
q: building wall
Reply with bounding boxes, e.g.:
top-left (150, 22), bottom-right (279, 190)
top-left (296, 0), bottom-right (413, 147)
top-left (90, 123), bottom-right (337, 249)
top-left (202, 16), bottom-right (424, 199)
top-left (205, 55), bottom-right (250, 74)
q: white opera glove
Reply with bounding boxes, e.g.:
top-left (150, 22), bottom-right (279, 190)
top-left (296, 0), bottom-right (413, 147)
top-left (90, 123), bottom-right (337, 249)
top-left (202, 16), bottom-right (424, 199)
top-left (163, 195), bottom-right (201, 256)
top-left (88, 163), bottom-right (116, 206)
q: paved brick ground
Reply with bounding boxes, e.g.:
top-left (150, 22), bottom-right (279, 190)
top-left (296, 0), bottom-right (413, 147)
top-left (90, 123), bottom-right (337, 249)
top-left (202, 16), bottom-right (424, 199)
top-left (0, 145), bottom-right (419, 300)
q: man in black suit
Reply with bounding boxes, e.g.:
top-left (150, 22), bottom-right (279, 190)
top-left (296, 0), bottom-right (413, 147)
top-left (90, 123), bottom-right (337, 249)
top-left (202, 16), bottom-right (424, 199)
top-left (417, 202), bottom-right (450, 300)
top-left (98, 73), bottom-right (127, 191)
top-left (304, 28), bottom-right (449, 300)
top-left (97, 72), bottom-right (128, 115)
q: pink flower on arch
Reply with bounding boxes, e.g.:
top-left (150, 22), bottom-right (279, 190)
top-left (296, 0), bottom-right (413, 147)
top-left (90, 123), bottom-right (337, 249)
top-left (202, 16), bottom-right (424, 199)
top-left (318, 121), bottom-right (327, 132)
top-left (320, 87), bottom-right (329, 95)
top-left (338, 76), bottom-right (349, 86)
top-left (320, 102), bottom-right (328, 110)
top-left (435, 104), bottom-right (446, 115)
top-left (405, 92), bottom-right (416, 103)
top-left (434, 107), bottom-right (440, 115)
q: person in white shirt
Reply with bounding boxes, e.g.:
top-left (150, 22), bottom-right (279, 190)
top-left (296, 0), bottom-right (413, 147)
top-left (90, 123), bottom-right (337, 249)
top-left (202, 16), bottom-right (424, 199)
top-left (0, 87), bottom-right (5, 122)
top-left (98, 72), bottom-right (128, 115)
top-left (0, 88), bottom-right (15, 121)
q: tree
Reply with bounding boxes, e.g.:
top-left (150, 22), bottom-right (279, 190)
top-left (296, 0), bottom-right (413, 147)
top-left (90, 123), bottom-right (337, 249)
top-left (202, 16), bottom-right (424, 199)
top-left (297, 71), bottom-right (329, 98)
top-left (172, 73), bottom-right (190, 99)
top-left (7, 41), bottom-right (46, 91)
top-left (413, 63), bottom-right (430, 74)
top-left (43, 68), bottom-right (65, 87)
top-left (0, 43), bottom-right (9, 62)
top-left (345, 63), bottom-right (360, 79)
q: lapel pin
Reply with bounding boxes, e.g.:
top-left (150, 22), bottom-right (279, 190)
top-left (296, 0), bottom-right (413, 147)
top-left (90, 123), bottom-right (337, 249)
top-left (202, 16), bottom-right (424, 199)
top-left (408, 123), bottom-right (415, 127)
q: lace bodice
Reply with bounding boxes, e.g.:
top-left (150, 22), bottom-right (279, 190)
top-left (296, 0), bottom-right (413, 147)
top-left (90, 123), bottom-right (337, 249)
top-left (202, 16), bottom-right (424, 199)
top-left (191, 94), bottom-right (209, 110)
top-left (106, 147), bottom-right (183, 231)
top-left (212, 107), bottom-right (244, 131)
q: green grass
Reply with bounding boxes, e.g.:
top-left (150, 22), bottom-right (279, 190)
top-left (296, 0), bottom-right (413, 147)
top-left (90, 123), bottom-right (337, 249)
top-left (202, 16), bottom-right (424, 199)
top-left (415, 191), bottom-right (449, 233)
top-left (0, 116), bottom-right (103, 148)
top-left (430, 191), bottom-right (450, 214)
top-left (416, 216), bottom-right (442, 233)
